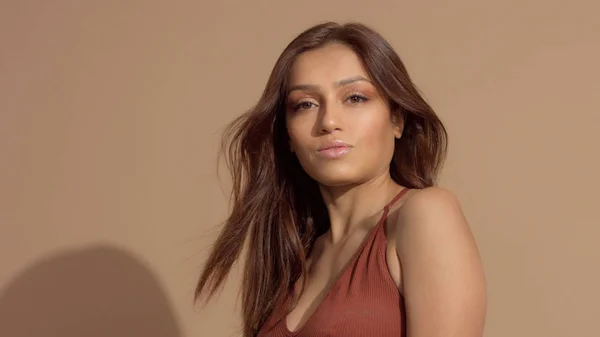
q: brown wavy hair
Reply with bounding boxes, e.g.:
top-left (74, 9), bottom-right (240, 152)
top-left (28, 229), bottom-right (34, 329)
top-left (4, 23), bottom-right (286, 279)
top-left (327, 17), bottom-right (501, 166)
top-left (195, 21), bottom-right (448, 336)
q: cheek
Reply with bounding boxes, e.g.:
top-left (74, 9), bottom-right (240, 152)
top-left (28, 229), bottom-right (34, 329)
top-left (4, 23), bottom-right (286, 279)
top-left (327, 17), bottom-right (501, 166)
top-left (356, 114), bottom-right (395, 149)
top-left (287, 124), bottom-right (311, 156)
top-left (354, 117), bottom-right (397, 171)
top-left (286, 114), bottom-right (315, 147)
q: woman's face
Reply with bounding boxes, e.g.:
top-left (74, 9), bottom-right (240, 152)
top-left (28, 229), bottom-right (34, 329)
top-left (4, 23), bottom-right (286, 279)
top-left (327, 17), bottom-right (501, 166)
top-left (285, 42), bottom-right (402, 187)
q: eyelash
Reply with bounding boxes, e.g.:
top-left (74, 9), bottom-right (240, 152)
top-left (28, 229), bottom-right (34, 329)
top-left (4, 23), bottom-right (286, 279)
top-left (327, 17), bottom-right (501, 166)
top-left (292, 94), bottom-right (369, 111)
top-left (293, 101), bottom-right (317, 111)
top-left (347, 94), bottom-right (368, 104)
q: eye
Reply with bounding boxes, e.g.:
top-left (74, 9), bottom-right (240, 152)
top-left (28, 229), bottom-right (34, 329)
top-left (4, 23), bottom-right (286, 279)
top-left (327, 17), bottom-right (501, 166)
top-left (347, 94), bottom-right (368, 104)
top-left (293, 101), bottom-right (318, 111)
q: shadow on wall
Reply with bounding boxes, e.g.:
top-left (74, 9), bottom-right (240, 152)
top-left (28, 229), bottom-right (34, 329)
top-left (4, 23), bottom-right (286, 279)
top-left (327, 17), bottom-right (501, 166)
top-left (0, 245), bottom-right (181, 337)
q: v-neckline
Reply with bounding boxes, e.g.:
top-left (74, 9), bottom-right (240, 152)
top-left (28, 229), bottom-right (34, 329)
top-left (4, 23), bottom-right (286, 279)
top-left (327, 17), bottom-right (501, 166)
top-left (282, 188), bottom-right (408, 335)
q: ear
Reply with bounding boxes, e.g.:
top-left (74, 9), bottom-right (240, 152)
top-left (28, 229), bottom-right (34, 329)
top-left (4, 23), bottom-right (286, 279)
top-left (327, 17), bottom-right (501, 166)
top-left (391, 111), bottom-right (405, 139)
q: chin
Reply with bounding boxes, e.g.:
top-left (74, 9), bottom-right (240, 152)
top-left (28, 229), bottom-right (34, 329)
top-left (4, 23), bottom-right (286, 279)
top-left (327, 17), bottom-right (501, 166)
top-left (315, 177), bottom-right (358, 187)
top-left (306, 166), bottom-right (362, 188)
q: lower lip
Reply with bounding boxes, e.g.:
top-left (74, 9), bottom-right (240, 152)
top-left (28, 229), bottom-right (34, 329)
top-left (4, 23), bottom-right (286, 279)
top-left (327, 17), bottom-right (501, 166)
top-left (317, 146), bottom-right (351, 159)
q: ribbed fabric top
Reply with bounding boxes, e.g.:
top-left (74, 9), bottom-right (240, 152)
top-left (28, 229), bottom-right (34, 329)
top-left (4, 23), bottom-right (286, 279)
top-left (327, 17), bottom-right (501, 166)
top-left (257, 188), bottom-right (409, 337)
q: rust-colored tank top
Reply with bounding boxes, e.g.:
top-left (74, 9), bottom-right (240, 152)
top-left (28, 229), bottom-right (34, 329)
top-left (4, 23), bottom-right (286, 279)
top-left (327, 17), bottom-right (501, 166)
top-left (257, 188), bottom-right (409, 337)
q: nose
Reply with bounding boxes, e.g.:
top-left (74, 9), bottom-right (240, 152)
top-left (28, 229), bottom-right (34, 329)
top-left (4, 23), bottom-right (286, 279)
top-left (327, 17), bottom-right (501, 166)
top-left (318, 102), bottom-right (344, 134)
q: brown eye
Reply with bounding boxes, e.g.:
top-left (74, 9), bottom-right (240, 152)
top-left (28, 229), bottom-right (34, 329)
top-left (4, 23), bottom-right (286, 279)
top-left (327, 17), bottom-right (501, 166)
top-left (294, 101), bottom-right (317, 111)
top-left (347, 94), bottom-right (368, 104)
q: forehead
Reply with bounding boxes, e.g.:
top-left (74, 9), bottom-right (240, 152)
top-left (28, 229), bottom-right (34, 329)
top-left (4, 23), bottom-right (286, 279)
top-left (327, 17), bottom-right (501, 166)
top-left (288, 43), bottom-right (370, 85)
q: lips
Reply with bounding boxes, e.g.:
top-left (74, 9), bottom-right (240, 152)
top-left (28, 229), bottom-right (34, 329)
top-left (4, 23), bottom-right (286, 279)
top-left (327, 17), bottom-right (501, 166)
top-left (316, 140), bottom-right (352, 159)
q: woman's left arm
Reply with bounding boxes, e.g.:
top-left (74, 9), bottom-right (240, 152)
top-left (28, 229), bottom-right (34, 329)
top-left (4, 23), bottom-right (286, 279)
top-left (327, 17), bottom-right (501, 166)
top-left (395, 187), bottom-right (487, 337)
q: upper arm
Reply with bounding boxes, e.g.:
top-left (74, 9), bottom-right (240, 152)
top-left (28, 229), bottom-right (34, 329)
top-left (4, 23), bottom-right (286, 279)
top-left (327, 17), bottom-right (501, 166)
top-left (395, 187), bottom-right (487, 337)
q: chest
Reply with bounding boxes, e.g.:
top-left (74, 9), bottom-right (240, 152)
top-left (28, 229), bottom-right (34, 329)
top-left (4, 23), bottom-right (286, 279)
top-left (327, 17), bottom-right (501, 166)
top-left (281, 222), bottom-right (403, 335)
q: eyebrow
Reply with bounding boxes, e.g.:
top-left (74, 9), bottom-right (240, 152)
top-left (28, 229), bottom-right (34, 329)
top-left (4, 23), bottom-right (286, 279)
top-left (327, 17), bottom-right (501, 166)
top-left (287, 76), bottom-right (371, 94)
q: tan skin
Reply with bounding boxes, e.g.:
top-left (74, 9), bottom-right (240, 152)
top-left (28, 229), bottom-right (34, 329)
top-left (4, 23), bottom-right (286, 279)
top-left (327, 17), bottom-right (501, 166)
top-left (284, 42), bottom-right (487, 336)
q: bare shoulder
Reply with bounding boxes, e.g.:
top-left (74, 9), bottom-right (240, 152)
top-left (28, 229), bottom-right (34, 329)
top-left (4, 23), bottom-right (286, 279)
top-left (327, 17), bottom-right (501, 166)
top-left (401, 186), bottom-right (463, 218)
top-left (395, 185), bottom-right (477, 255)
top-left (395, 186), bottom-right (469, 237)
top-left (394, 186), bottom-right (487, 336)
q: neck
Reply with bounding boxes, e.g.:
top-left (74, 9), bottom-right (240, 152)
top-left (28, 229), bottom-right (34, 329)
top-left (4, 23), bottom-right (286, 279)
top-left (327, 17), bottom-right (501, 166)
top-left (318, 171), bottom-right (403, 244)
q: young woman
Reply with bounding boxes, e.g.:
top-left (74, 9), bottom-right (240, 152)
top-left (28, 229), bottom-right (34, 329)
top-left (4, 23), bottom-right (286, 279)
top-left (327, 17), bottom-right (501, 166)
top-left (196, 22), bottom-right (487, 337)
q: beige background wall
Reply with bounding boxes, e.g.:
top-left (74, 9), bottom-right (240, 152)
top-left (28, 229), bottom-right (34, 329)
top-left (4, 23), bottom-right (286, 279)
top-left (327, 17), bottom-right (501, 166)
top-left (1, 1), bottom-right (598, 336)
